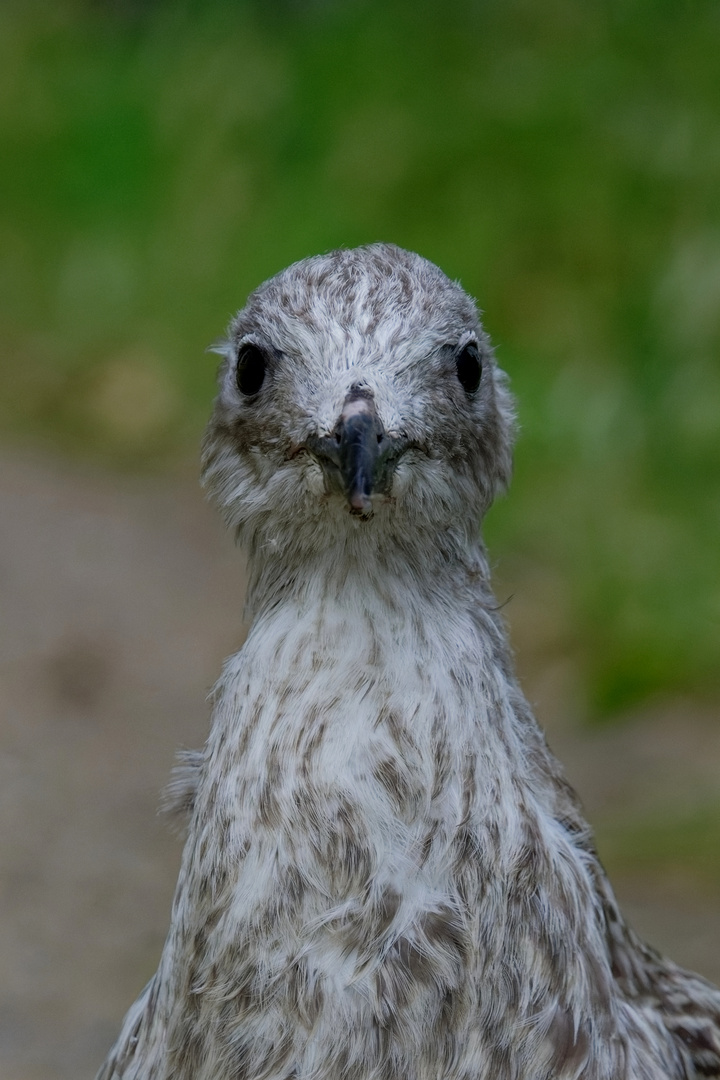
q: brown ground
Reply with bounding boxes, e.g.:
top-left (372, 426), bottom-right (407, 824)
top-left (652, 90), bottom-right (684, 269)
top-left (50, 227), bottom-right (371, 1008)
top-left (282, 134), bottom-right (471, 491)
top-left (1, 448), bottom-right (718, 1080)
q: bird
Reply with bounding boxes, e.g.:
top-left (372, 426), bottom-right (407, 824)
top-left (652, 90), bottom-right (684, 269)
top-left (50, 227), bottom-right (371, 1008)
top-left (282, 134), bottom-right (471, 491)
top-left (97, 244), bottom-right (720, 1079)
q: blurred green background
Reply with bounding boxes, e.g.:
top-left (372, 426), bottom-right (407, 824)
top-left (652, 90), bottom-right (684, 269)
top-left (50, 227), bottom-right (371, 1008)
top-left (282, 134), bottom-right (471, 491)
top-left (1, 4), bottom-right (719, 1073)
top-left (2, 0), bottom-right (719, 718)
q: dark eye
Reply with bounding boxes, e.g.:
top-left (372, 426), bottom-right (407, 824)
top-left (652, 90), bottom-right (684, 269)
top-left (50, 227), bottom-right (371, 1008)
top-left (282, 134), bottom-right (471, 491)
top-left (236, 344), bottom-right (267, 396)
top-left (455, 342), bottom-right (482, 394)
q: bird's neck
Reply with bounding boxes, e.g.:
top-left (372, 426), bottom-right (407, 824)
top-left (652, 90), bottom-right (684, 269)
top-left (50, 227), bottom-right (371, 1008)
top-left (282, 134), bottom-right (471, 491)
top-left (234, 529), bottom-right (514, 705)
top-left (241, 527), bottom-right (496, 628)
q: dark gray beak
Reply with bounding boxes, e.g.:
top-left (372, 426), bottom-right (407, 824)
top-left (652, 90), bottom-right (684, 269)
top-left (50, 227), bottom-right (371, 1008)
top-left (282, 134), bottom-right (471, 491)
top-left (307, 393), bottom-right (399, 517)
top-left (336, 405), bottom-right (383, 515)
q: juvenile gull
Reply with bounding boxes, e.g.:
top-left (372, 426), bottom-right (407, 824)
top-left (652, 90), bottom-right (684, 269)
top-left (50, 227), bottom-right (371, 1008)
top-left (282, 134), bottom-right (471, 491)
top-left (97, 244), bottom-right (720, 1079)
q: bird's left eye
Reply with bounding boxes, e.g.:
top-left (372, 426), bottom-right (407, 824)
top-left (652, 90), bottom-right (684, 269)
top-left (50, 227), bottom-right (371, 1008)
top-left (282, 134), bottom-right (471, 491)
top-left (236, 344), bottom-right (267, 397)
top-left (455, 342), bottom-right (482, 395)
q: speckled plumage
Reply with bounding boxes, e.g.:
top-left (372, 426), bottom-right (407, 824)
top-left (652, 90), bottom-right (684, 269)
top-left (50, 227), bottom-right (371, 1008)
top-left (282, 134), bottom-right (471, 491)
top-left (97, 244), bottom-right (720, 1080)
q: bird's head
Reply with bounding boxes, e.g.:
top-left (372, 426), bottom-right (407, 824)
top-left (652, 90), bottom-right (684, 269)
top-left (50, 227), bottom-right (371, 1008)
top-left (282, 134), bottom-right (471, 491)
top-left (202, 245), bottom-right (515, 564)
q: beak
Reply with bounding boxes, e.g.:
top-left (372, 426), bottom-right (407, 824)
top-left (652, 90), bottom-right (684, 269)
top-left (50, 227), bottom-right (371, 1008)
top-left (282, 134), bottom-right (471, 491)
top-left (307, 393), bottom-right (395, 517)
top-left (336, 399), bottom-right (383, 515)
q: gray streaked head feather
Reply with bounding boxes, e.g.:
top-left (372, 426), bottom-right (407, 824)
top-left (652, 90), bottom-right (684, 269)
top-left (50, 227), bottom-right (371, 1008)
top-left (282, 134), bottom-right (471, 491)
top-left (202, 244), bottom-right (515, 562)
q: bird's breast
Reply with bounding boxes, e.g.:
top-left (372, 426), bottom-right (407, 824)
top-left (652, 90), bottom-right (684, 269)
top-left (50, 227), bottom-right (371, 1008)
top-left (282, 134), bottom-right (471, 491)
top-left (191, 593), bottom-right (526, 921)
top-left (157, 593), bottom-right (619, 1078)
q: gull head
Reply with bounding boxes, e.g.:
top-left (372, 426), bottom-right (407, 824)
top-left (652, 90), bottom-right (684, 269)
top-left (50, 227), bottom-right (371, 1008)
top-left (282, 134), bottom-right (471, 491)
top-left (202, 244), bottom-right (515, 557)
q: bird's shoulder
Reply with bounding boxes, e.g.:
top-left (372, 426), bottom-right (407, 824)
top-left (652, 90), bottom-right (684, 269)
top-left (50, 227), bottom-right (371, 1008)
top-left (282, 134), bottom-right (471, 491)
top-left (593, 861), bottom-right (720, 1075)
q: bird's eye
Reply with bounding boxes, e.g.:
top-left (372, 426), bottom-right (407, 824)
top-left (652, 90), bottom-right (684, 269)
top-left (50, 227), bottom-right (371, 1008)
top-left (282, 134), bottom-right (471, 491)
top-left (236, 344), bottom-right (267, 397)
top-left (455, 342), bottom-right (482, 395)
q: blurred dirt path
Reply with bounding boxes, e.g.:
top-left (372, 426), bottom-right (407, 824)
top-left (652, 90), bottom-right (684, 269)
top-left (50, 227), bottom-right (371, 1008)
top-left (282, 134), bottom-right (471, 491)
top-left (1, 449), bottom-right (718, 1080)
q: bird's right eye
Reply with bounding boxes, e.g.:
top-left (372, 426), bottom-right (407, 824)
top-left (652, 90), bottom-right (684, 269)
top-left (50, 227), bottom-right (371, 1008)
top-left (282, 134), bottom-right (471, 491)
top-left (455, 342), bottom-right (482, 395)
top-left (236, 344), bottom-right (267, 397)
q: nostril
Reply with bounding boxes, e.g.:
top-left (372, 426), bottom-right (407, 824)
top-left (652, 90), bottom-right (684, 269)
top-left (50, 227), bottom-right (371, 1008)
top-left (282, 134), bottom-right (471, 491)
top-left (334, 431), bottom-right (342, 445)
top-left (377, 433), bottom-right (383, 444)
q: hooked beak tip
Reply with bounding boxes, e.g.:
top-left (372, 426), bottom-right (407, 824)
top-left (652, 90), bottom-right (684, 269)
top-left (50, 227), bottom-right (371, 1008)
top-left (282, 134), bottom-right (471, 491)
top-left (348, 490), bottom-right (373, 517)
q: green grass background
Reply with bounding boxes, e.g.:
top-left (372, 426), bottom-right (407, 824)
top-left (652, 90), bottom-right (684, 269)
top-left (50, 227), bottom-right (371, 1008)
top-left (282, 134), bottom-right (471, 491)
top-left (1, 0), bottom-right (719, 718)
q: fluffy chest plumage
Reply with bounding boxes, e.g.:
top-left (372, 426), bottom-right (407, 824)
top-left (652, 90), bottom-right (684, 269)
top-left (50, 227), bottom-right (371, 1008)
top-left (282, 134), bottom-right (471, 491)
top-left (149, 590), bottom-right (624, 1080)
top-left (197, 588), bottom-right (518, 895)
